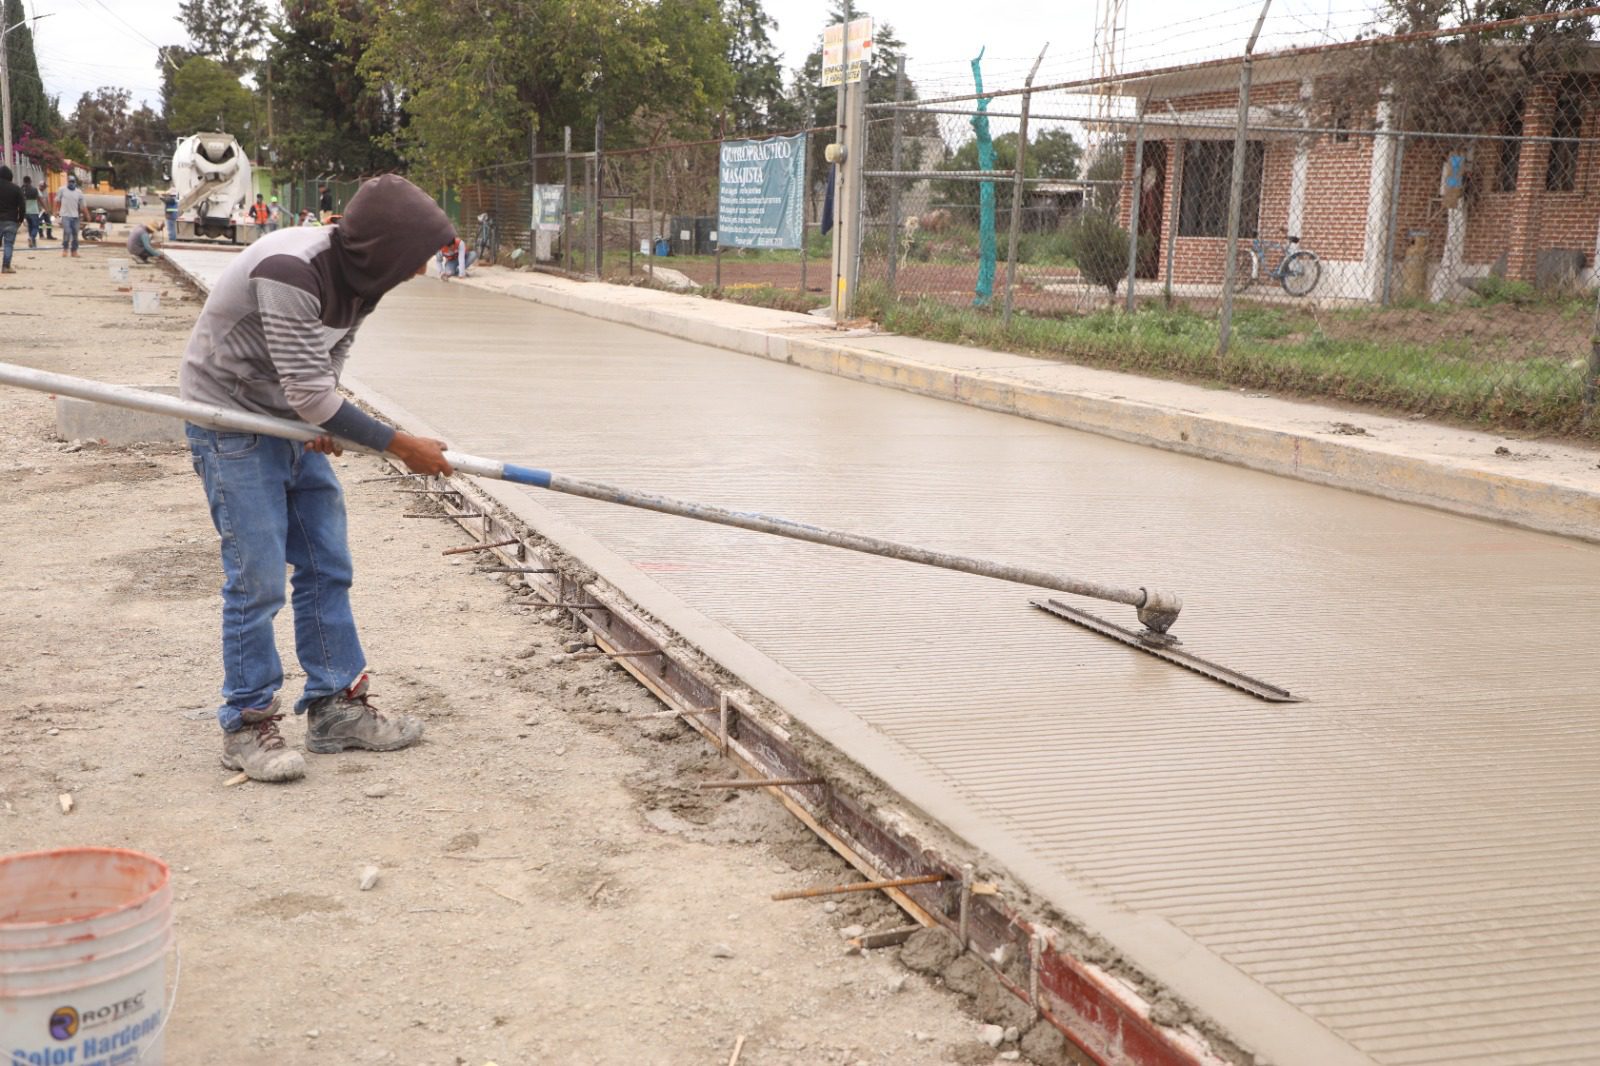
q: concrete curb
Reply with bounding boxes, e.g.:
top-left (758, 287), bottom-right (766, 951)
top-left (465, 271), bottom-right (1600, 544)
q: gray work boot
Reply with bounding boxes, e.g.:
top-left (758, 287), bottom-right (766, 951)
top-left (221, 698), bottom-right (306, 782)
top-left (304, 674), bottom-right (424, 754)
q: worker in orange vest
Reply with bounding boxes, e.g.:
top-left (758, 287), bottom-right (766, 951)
top-left (248, 194), bottom-right (271, 227)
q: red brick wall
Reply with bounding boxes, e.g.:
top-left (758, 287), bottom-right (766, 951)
top-left (1119, 76), bottom-right (1599, 290)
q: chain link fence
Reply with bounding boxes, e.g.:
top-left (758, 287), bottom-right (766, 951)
top-left (854, 10), bottom-right (1600, 435)
top-left (427, 10), bottom-right (1600, 436)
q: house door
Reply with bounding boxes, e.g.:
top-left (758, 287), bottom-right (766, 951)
top-left (1136, 141), bottom-right (1167, 280)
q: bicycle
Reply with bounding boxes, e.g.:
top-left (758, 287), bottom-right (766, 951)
top-left (1235, 233), bottom-right (1321, 297)
top-left (474, 212), bottom-right (498, 266)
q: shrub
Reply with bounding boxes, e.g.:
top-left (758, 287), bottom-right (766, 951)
top-left (1063, 211), bottom-right (1150, 301)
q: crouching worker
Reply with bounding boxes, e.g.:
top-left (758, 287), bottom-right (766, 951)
top-left (437, 235), bottom-right (476, 279)
top-left (179, 175), bottom-right (458, 782)
top-left (127, 221), bottom-right (164, 263)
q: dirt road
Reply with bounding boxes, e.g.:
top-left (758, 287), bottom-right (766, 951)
top-left (0, 229), bottom-right (1041, 1064)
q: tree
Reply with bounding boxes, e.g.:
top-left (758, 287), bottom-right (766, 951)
top-left (1084, 146), bottom-right (1122, 215)
top-left (1032, 128), bottom-right (1082, 180)
top-left (3, 0), bottom-right (58, 142)
top-left (1065, 209), bottom-right (1144, 303)
top-left (1313, 0), bottom-right (1599, 135)
top-left (361, 0), bottom-right (737, 182)
top-left (787, 1), bottom-right (934, 199)
top-left (267, 0), bottom-right (401, 174)
top-left (122, 105), bottom-right (174, 186)
top-left (17, 130), bottom-right (66, 171)
top-left (67, 87), bottom-right (133, 160)
top-left (170, 56), bottom-right (258, 148)
top-left (64, 86), bottom-right (175, 185)
top-left (723, 0), bottom-right (788, 131)
top-left (177, 0), bottom-right (272, 74)
top-left (934, 129), bottom-right (1081, 209)
top-left (158, 45), bottom-right (197, 124)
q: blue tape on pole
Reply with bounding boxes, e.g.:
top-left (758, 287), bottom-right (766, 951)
top-left (502, 463), bottom-right (553, 488)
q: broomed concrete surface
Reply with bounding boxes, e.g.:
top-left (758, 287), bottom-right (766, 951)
top-left (461, 268), bottom-right (1600, 544)
top-left (168, 251), bottom-right (1600, 1066)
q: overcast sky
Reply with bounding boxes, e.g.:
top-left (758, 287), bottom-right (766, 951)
top-left (21, 0), bottom-right (1381, 116)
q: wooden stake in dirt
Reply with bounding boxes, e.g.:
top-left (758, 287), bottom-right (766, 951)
top-left (442, 538), bottom-right (520, 556)
top-left (771, 873), bottom-right (950, 902)
top-left (727, 1034), bottom-right (746, 1066)
top-left (698, 777), bottom-right (824, 791)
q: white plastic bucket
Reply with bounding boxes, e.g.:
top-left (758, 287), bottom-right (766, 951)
top-left (130, 290), bottom-right (160, 315)
top-left (1, 848), bottom-right (173, 1066)
top-left (107, 260), bottom-right (129, 284)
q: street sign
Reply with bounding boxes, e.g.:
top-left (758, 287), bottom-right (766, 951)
top-left (821, 17), bottom-right (873, 86)
top-left (717, 133), bottom-right (808, 249)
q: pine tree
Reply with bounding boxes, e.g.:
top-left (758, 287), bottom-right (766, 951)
top-left (723, 0), bottom-right (788, 131)
top-left (3, 0), bottom-right (58, 142)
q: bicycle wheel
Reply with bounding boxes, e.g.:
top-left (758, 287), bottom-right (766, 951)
top-left (1231, 244), bottom-right (1258, 291)
top-left (1280, 250), bottom-right (1321, 297)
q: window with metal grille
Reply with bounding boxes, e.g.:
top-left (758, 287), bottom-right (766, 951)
top-left (1178, 140), bottom-right (1264, 238)
top-left (1545, 83), bottom-right (1583, 192)
top-left (1495, 97), bottom-right (1523, 193)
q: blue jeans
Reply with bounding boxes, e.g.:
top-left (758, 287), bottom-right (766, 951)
top-left (0, 221), bottom-right (15, 268)
top-left (439, 250), bottom-right (477, 277)
top-left (166, 214), bottom-right (178, 241)
top-left (25, 213), bottom-right (39, 246)
top-left (186, 426), bottom-right (367, 731)
top-left (61, 217), bottom-right (80, 252)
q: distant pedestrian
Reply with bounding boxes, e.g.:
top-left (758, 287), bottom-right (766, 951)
top-left (127, 221), bottom-right (164, 263)
top-left (267, 196), bottom-right (283, 232)
top-left (249, 193), bottom-right (270, 231)
top-left (57, 176), bottom-right (87, 257)
top-left (21, 175), bottom-right (42, 248)
top-left (38, 207), bottom-right (54, 241)
top-left (0, 166), bottom-right (23, 274)
top-left (318, 185), bottom-right (333, 220)
top-left (436, 236), bottom-right (476, 279)
top-left (163, 189), bottom-right (180, 241)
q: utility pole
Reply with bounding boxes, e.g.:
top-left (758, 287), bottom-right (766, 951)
top-left (0, 26), bottom-right (12, 171)
top-left (828, 2), bottom-right (869, 322)
top-left (1, 11), bottom-right (52, 170)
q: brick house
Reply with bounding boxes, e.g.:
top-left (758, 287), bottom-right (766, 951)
top-left (1107, 50), bottom-right (1600, 301)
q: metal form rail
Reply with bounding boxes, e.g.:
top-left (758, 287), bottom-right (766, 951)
top-left (401, 467), bottom-right (1230, 1066)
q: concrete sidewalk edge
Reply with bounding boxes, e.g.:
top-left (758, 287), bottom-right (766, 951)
top-left (475, 272), bottom-right (1599, 545)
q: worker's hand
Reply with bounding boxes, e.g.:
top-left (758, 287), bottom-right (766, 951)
top-left (388, 431), bottom-right (453, 475)
top-left (304, 435), bottom-right (343, 456)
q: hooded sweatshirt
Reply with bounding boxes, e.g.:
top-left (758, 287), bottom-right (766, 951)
top-left (179, 175), bottom-right (456, 450)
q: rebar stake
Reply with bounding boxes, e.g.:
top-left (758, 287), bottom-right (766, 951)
top-left (442, 538), bottom-right (520, 556)
top-left (771, 873), bottom-right (950, 902)
top-left (959, 863), bottom-right (975, 949)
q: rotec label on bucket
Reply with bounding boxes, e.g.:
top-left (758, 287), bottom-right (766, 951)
top-left (1, 848), bottom-right (173, 1066)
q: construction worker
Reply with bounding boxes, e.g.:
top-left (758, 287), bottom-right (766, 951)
top-left (126, 221), bottom-right (163, 263)
top-left (266, 196), bottom-right (283, 232)
top-left (249, 193), bottom-right (270, 231)
top-left (436, 235), bottom-right (476, 279)
top-left (179, 175), bottom-right (457, 783)
top-left (0, 165), bottom-right (22, 274)
top-left (162, 189), bottom-right (180, 241)
top-left (22, 175), bottom-right (42, 248)
top-left (56, 176), bottom-right (86, 257)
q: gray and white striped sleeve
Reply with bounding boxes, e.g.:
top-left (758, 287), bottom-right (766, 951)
top-left (250, 275), bottom-right (343, 425)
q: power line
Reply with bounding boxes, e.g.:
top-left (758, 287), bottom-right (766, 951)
top-left (71, 0), bottom-right (179, 63)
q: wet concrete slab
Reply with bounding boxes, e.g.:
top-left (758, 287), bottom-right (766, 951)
top-left (167, 251), bottom-right (1600, 1066)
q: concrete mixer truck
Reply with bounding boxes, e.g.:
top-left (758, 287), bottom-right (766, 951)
top-left (170, 132), bottom-right (252, 242)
